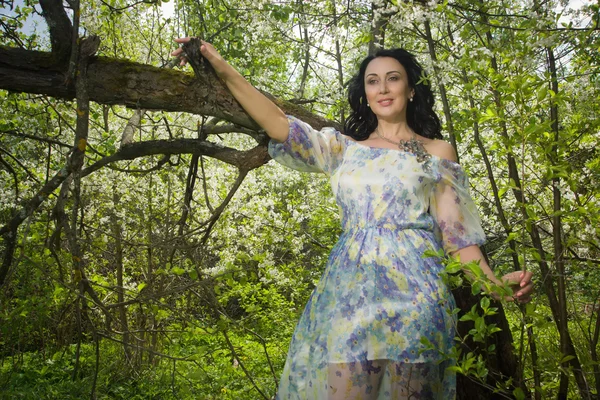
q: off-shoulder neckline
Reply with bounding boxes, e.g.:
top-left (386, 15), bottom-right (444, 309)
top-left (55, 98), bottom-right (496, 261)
top-left (344, 136), bottom-right (464, 169)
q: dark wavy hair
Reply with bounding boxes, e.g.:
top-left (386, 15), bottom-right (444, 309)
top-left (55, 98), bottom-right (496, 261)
top-left (344, 48), bottom-right (442, 140)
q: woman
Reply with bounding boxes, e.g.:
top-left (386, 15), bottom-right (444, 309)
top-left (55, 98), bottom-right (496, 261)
top-left (172, 39), bottom-right (533, 400)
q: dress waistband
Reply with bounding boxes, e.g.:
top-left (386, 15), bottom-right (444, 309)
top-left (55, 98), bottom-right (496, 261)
top-left (341, 220), bottom-right (434, 233)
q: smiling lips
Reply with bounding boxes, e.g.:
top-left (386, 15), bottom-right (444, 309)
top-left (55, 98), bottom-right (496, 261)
top-left (377, 98), bottom-right (394, 106)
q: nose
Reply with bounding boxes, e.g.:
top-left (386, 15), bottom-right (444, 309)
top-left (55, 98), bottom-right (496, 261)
top-left (379, 80), bottom-right (389, 94)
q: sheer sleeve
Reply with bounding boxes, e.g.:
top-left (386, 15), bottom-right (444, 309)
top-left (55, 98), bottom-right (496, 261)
top-left (268, 115), bottom-right (347, 175)
top-left (429, 158), bottom-right (486, 253)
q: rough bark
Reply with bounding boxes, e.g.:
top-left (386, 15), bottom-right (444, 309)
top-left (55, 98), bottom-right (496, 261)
top-left (0, 47), bottom-right (338, 133)
top-left (39, 0), bottom-right (73, 63)
top-left (120, 109), bottom-right (144, 147)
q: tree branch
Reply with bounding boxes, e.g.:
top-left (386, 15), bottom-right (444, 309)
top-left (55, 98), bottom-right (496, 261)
top-left (39, 0), bottom-right (73, 62)
top-left (0, 146), bottom-right (40, 183)
top-left (0, 129), bottom-right (72, 148)
top-left (0, 153), bottom-right (19, 200)
top-left (81, 138), bottom-right (270, 178)
top-left (0, 48), bottom-right (339, 133)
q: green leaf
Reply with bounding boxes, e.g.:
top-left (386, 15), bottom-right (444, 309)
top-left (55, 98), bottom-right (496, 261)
top-left (498, 186), bottom-right (508, 198)
top-left (513, 387), bottom-right (526, 400)
top-left (475, 317), bottom-right (485, 331)
top-left (561, 355), bottom-right (575, 363)
top-left (480, 296), bottom-right (490, 310)
top-left (446, 366), bottom-right (463, 374)
top-left (446, 263), bottom-right (462, 274)
top-left (525, 303), bottom-right (536, 315)
top-left (489, 327), bottom-right (502, 334)
top-left (537, 86), bottom-right (548, 102)
top-left (459, 314), bottom-right (474, 322)
top-left (423, 248), bottom-right (444, 258)
top-left (420, 336), bottom-right (433, 348)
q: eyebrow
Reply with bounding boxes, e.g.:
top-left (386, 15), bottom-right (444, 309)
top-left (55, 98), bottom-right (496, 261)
top-left (366, 71), bottom-right (402, 78)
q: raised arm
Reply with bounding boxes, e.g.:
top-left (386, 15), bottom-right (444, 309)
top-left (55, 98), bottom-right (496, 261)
top-left (172, 38), bottom-right (289, 142)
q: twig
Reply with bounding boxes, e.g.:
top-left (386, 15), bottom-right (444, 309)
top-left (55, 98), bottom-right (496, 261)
top-left (222, 330), bottom-right (270, 400)
top-left (0, 129), bottom-right (72, 148)
top-left (200, 169), bottom-right (248, 244)
top-left (0, 146), bottom-right (40, 183)
top-left (0, 154), bottom-right (18, 200)
top-left (200, 156), bottom-right (214, 213)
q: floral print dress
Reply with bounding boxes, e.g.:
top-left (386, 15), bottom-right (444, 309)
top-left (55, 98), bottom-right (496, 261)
top-left (269, 116), bottom-right (486, 400)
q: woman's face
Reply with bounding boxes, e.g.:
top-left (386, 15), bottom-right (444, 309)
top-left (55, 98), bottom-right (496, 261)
top-left (364, 57), bottom-right (414, 122)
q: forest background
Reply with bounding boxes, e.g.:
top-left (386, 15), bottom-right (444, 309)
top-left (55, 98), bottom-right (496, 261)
top-left (0, 0), bottom-right (598, 399)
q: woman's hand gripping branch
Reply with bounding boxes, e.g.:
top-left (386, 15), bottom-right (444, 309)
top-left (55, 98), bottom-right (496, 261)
top-left (171, 38), bottom-right (289, 142)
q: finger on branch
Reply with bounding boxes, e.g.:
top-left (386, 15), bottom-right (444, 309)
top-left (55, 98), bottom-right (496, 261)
top-left (181, 37), bottom-right (217, 78)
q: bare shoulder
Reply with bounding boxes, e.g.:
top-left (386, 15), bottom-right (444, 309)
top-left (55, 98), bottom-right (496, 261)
top-left (343, 134), bottom-right (357, 143)
top-left (422, 139), bottom-right (458, 162)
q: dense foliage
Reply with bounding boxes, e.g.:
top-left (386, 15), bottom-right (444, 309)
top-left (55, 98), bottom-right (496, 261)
top-left (0, 0), bottom-right (599, 399)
